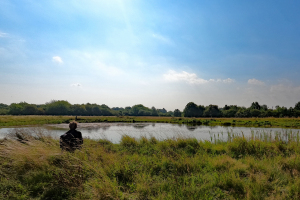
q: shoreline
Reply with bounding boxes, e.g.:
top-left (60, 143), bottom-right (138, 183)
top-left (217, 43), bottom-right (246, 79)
top-left (1, 115), bottom-right (300, 129)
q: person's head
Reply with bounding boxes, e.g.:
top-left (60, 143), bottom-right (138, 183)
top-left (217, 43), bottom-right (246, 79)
top-left (69, 121), bottom-right (77, 130)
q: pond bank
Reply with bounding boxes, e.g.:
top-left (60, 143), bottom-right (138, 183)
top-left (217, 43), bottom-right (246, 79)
top-left (1, 115), bottom-right (300, 128)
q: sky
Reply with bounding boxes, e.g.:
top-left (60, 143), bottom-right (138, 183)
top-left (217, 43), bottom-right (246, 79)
top-left (1, 0), bottom-right (300, 111)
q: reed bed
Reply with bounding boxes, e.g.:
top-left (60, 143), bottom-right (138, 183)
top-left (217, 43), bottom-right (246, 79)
top-left (1, 128), bottom-right (300, 199)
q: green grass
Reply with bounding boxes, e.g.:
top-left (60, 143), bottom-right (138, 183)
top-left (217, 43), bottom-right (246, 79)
top-left (1, 115), bottom-right (300, 128)
top-left (2, 129), bottom-right (300, 199)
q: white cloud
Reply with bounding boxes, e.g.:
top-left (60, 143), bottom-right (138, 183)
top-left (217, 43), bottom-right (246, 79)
top-left (71, 83), bottom-right (82, 87)
top-left (52, 56), bottom-right (63, 64)
top-left (223, 78), bottom-right (235, 83)
top-left (248, 78), bottom-right (265, 85)
top-left (0, 32), bottom-right (8, 38)
top-left (163, 70), bottom-right (234, 84)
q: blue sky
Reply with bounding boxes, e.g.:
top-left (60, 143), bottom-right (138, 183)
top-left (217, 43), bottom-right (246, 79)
top-left (1, 0), bottom-right (300, 110)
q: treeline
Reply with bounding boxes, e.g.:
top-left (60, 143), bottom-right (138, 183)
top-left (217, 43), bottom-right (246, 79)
top-left (183, 102), bottom-right (300, 118)
top-left (0, 101), bottom-right (173, 116)
top-left (0, 100), bottom-right (300, 118)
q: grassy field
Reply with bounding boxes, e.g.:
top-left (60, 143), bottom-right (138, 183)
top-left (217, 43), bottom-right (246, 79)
top-left (1, 115), bottom-right (300, 128)
top-left (1, 129), bottom-right (300, 199)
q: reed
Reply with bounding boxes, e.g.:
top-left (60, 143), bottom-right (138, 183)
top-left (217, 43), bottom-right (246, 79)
top-left (1, 128), bottom-right (300, 199)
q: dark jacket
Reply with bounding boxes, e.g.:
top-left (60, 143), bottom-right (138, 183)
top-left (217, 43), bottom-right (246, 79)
top-left (60, 129), bottom-right (83, 151)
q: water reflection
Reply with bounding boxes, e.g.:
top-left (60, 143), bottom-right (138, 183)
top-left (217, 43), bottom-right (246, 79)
top-left (186, 126), bottom-right (197, 131)
top-left (0, 123), bottom-right (300, 144)
top-left (133, 124), bottom-right (150, 129)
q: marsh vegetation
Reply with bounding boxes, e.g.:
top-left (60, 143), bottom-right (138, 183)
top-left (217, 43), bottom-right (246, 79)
top-left (2, 128), bottom-right (300, 199)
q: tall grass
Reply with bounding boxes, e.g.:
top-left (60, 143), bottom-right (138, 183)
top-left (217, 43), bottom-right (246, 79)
top-left (2, 128), bottom-right (300, 199)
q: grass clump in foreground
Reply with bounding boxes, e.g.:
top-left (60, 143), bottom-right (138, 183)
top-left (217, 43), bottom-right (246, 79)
top-left (2, 129), bottom-right (300, 199)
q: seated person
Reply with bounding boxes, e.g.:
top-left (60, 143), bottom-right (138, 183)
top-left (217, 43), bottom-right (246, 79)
top-left (60, 121), bottom-right (83, 152)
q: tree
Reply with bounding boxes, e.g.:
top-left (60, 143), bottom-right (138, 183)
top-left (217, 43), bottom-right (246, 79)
top-left (250, 109), bottom-right (261, 117)
top-left (130, 104), bottom-right (152, 116)
top-left (158, 108), bottom-right (167, 114)
top-left (250, 102), bottom-right (261, 110)
top-left (183, 102), bottom-right (203, 117)
top-left (203, 105), bottom-right (221, 117)
top-left (221, 105), bottom-right (238, 117)
top-left (85, 103), bottom-right (93, 115)
top-left (71, 104), bottom-right (87, 115)
top-left (151, 106), bottom-right (159, 116)
top-left (235, 108), bottom-right (251, 118)
top-left (295, 101), bottom-right (300, 110)
top-left (173, 109), bottom-right (181, 117)
top-left (92, 106), bottom-right (102, 116)
top-left (22, 104), bottom-right (38, 115)
top-left (9, 103), bottom-right (23, 115)
top-left (261, 104), bottom-right (268, 111)
top-left (45, 100), bottom-right (71, 115)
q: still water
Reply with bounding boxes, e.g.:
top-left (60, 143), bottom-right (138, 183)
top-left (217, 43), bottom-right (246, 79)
top-left (0, 123), bottom-right (299, 143)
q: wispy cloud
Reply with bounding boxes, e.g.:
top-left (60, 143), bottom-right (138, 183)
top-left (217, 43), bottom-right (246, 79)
top-left (164, 70), bottom-right (234, 84)
top-left (0, 31), bottom-right (8, 38)
top-left (71, 83), bottom-right (82, 87)
top-left (152, 33), bottom-right (173, 45)
top-left (248, 78), bottom-right (265, 85)
top-left (52, 56), bottom-right (63, 64)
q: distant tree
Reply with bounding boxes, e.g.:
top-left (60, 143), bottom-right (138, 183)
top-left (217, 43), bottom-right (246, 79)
top-left (130, 104), bottom-right (151, 116)
top-left (100, 104), bottom-right (110, 110)
top-left (274, 106), bottom-right (288, 117)
top-left (151, 106), bottom-right (159, 116)
top-left (250, 102), bottom-right (261, 110)
top-left (36, 107), bottom-right (45, 115)
top-left (261, 104), bottom-right (268, 111)
top-left (122, 106), bottom-right (131, 116)
top-left (0, 103), bottom-right (10, 115)
top-left (173, 109), bottom-right (181, 117)
top-left (112, 107), bottom-right (124, 111)
top-left (45, 100), bottom-right (71, 115)
top-left (138, 110), bottom-right (145, 116)
top-left (223, 105), bottom-right (230, 111)
top-left (235, 108), bottom-right (251, 118)
top-left (71, 104), bottom-right (87, 115)
top-left (92, 106), bottom-right (102, 116)
top-left (85, 103), bottom-right (93, 115)
top-left (183, 102), bottom-right (203, 117)
top-left (0, 103), bottom-right (8, 109)
top-left (222, 109), bottom-right (236, 118)
top-left (9, 103), bottom-right (24, 115)
top-left (250, 109), bottom-right (261, 117)
top-left (295, 101), bottom-right (300, 110)
top-left (203, 105), bottom-right (221, 117)
top-left (22, 104), bottom-right (38, 115)
top-left (100, 108), bottom-right (114, 116)
top-left (221, 105), bottom-right (238, 117)
top-left (167, 111), bottom-right (174, 116)
top-left (158, 108), bottom-right (167, 114)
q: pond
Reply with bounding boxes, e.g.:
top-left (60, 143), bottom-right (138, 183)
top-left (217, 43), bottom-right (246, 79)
top-left (1, 123), bottom-right (300, 143)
